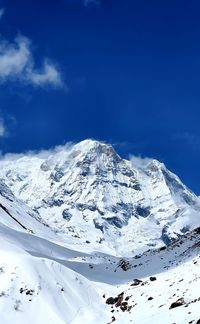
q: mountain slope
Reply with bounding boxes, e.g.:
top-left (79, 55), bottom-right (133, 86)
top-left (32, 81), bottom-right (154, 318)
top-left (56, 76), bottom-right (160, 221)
top-left (0, 139), bottom-right (200, 256)
top-left (0, 181), bottom-right (109, 324)
top-left (0, 183), bottom-right (200, 324)
top-left (0, 152), bottom-right (200, 323)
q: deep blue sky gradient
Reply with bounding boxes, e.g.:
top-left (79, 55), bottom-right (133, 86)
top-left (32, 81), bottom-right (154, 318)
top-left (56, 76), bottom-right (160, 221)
top-left (1, 0), bottom-right (200, 193)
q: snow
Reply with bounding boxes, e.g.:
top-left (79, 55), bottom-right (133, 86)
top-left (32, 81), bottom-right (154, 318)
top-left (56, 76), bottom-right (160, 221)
top-left (0, 139), bottom-right (200, 256)
top-left (0, 199), bottom-right (200, 323)
top-left (0, 185), bottom-right (109, 324)
top-left (0, 139), bottom-right (200, 323)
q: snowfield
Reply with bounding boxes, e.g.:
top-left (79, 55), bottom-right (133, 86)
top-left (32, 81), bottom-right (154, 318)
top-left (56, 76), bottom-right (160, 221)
top-left (0, 140), bottom-right (200, 323)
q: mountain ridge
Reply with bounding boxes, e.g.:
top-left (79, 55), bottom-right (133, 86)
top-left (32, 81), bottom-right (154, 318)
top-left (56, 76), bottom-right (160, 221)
top-left (0, 139), bottom-right (199, 256)
top-left (0, 139), bottom-right (200, 323)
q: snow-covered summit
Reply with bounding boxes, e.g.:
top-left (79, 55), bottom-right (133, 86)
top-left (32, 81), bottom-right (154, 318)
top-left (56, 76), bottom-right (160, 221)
top-left (0, 140), bottom-right (200, 324)
top-left (0, 139), bottom-right (199, 256)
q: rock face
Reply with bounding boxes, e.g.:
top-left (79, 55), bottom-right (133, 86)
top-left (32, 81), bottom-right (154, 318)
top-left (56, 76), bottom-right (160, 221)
top-left (0, 139), bottom-right (200, 256)
top-left (169, 298), bottom-right (186, 309)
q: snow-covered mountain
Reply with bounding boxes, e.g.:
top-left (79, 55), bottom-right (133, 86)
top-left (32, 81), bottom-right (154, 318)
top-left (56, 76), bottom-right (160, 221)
top-left (0, 139), bottom-right (200, 256)
top-left (0, 181), bottom-right (108, 324)
top-left (0, 180), bottom-right (200, 323)
top-left (0, 140), bottom-right (200, 324)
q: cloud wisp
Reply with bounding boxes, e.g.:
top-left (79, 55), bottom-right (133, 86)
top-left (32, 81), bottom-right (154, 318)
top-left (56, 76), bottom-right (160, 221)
top-left (83, 0), bottom-right (100, 7)
top-left (0, 142), bottom-right (74, 161)
top-left (0, 119), bottom-right (6, 137)
top-left (0, 36), bottom-right (63, 88)
top-left (64, 0), bottom-right (100, 8)
top-left (0, 8), bottom-right (4, 20)
top-left (172, 132), bottom-right (200, 150)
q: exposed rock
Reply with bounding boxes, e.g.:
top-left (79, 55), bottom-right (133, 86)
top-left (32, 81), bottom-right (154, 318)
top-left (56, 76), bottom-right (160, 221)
top-left (131, 279), bottom-right (143, 286)
top-left (106, 297), bottom-right (117, 305)
top-left (169, 298), bottom-right (186, 309)
top-left (118, 259), bottom-right (131, 271)
top-left (135, 205), bottom-right (150, 218)
top-left (194, 227), bottom-right (200, 234)
top-left (105, 292), bottom-right (133, 313)
top-left (159, 246), bottom-right (166, 251)
top-left (62, 209), bottom-right (72, 221)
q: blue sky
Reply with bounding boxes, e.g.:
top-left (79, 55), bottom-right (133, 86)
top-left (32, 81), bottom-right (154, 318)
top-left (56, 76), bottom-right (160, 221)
top-left (0, 0), bottom-right (200, 193)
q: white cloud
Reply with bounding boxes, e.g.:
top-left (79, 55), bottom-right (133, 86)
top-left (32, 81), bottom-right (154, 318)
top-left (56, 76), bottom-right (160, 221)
top-left (0, 8), bottom-right (4, 20)
top-left (0, 142), bottom-right (74, 161)
top-left (130, 155), bottom-right (153, 170)
top-left (0, 119), bottom-right (6, 137)
top-left (28, 60), bottom-right (62, 87)
top-left (0, 35), bottom-right (63, 88)
top-left (0, 36), bottom-right (31, 80)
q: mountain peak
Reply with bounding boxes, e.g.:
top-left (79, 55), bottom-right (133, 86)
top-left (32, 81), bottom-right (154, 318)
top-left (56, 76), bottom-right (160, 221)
top-left (0, 139), bottom-right (200, 256)
top-left (74, 139), bottom-right (104, 148)
top-left (72, 139), bottom-right (122, 163)
top-left (74, 139), bottom-right (117, 154)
